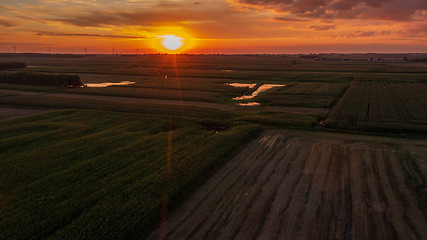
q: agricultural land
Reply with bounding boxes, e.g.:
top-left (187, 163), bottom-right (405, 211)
top-left (0, 53), bottom-right (426, 239)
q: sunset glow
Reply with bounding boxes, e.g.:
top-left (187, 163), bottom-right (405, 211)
top-left (0, 1), bottom-right (426, 53)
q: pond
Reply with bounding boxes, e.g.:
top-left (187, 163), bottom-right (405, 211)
top-left (233, 84), bottom-right (285, 100)
top-left (237, 102), bottom-right (261, 106)
top-left (228, 83), bottom-right (285, 106)
top-left (85, 81), bottom-right (136, 88)
top-left (226, 83), bottom-right (256, 88)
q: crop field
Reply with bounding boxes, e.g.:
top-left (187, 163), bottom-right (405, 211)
top-left (0, 109), bottom-right (260, 239)
top-left (0, 54), bottom-right (426, 239)
top-left (150, 130), bottom-right (427, 240)
top-left (2, 54), bottom-right (425, 110)
top-left (325, 80), bottom-right (427, 134)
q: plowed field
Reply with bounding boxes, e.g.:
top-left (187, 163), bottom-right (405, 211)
top-left (150, 130), bottom-right (427, 240)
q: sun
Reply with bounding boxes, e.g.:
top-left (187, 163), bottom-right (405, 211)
top-left (161, 35), bottom-right (183, 51)
top-left (148, 29), bottom-right (195, 53)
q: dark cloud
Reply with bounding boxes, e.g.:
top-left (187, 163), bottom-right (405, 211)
top-left (309, 25), bottom-right (335, 31)
top-left (405, 24), bottom-right (427, 35)
top-left (346, 30), bottom-right (392, 38)
top-left (0, 18), bottom-right (16, 27)
top-left (233, 0), bottom-right (427, 21)
top-left (274, 17), bottom-right (308, 22)
top-left (47, 8), bottom-right (233, 28)
top-left (36, 32), bottom-right (145, 39)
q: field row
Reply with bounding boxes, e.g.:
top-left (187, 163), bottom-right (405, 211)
top-left (326, 80), bottom-right (427, 133)
top-left (0, 110), bottom-right (260, 239)
top-left (150, 130), bottom-right (427, 240)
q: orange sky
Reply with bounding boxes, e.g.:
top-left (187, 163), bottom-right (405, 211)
top-left (0, 0), bottom-right (426, 54)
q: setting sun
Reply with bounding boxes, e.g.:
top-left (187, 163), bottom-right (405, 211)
top-left (148, 30), bottom-right (195, 53)
top-left (161, 35), bottom-right (183, 51)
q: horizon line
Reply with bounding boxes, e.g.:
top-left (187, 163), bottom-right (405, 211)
top-left (1, 52), bottom-right (427, 56)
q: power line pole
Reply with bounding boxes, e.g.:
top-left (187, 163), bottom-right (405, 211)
top-left (136, 48), bottom-right (139, 55)
top-left (48, 47), bottom-right (51, 54)
top-left (13, 45), bottom-right (16, 54)
top-left (84, 47), bottom-right (87, 55)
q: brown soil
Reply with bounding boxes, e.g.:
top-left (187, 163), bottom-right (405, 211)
top-left (149, 130), bottom-right (427, 240)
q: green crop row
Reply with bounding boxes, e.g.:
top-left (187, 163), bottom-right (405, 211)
top-left (0, 109), bottom-right (261, 239)
top-left (325, 80), bottom-right (427, 134)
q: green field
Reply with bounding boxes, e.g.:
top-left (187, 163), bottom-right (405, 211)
top-left (0, 110), bottom-right (259, 239)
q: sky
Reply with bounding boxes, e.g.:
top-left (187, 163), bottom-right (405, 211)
top-left (0, 0), bottom-right (426, 54)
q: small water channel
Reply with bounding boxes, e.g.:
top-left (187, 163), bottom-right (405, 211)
top-left (85, 81), bottom-right (136, 88)
top-left (226, 83), bottom-right (257, 88)
top-left (228, 83), bottom-right (285, 106)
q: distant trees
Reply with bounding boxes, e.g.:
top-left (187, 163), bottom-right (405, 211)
top-left (0, 62), bottom-right (26, 70)
top-left (403, 57), bottom-right (427, 63)
top-left (0, 72), bottom-right (83, 87)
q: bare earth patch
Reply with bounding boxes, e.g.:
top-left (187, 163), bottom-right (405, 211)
top-left (149, 130), bottom-right (427, 240)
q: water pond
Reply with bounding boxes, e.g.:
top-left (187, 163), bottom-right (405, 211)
top-left (228, 83), bottom-right (285, 106)
top-left (85, 81), bottom-right (136, 88)
top-left (226, 83), bottom-right (256, 88)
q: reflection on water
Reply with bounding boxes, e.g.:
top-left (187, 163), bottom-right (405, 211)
top-left (237, 102), bottom-right (260, 106)
top-left (85, 81), bottom-right (136, 88)
top-left (221, 70), bottom-right (234, 72)
top-left (233, 84), bottom-right (285, 100)
top-left (227, 83), bottom-right (256, 88)
top-left (227, 83), bottom-right (285, 106)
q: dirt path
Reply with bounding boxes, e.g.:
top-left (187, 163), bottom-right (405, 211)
top-left (148, 130), bottom-right (427, 240)
top-left (0, 89), bottom-right (328, 115)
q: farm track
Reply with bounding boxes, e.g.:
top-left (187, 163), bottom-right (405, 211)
top-left (0, 89), bottom-right (328, 115)
top-left (149, 130), bottom-right (427, 240)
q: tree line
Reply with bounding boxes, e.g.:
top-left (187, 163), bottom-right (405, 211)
top-left (0, 72), bottom-right (83, 87)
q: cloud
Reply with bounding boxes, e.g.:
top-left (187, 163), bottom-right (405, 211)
top-left (404, 23), bottom-right (427, 36)
top-left (36, 31), bottom-right (146, 39)
top-left (274, 17), bottom-right (308, 22)
top-left (45, 6), bottom-right (235, 28)
top-left (309, 25), bottom-right (335, 31)
top-left (37, 3), bottom-right (281, 39)
top-left (0, 18), bottom-right (16, 27)
top-left (346, 30), bottom-right (393, 38)
top-left (232, 0), bottom-right (427, 21)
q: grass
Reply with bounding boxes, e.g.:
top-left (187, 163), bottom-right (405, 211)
top-left (232, 110), bottom-right (320, 129)
top-left (0, 109), bottom-right (261, 239)
top-left (0, 94), bottom-right (232, 119)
